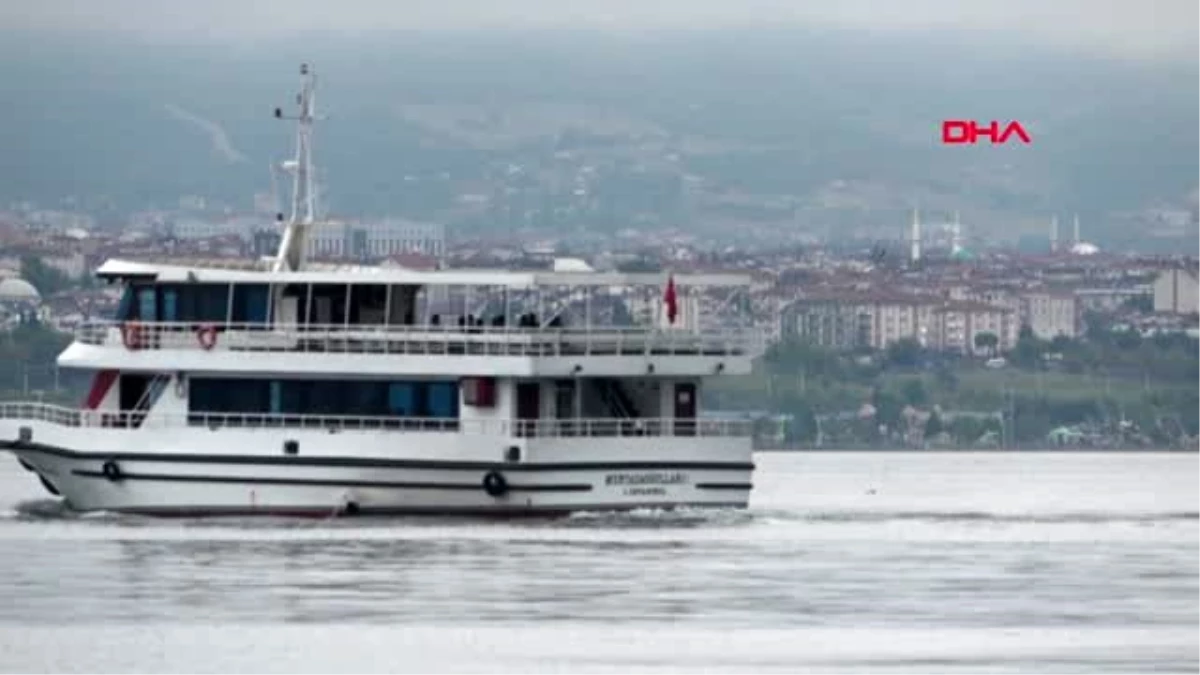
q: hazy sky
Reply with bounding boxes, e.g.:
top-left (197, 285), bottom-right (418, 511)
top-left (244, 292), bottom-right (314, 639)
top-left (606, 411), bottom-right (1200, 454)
top-left (2, 0), bottom-right (1196, 58)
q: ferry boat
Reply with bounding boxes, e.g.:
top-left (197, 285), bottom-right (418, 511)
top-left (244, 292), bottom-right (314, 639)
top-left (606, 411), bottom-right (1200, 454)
top-left (0, 65), bottom-right (762, 517)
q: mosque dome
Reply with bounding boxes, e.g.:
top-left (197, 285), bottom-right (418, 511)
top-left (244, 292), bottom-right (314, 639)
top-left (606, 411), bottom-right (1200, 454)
top-left (0, 277), bottom-right (40, 302)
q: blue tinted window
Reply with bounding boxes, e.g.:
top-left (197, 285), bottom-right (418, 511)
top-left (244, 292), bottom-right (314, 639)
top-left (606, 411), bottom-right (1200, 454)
top-left (190, 378), bottom-right (460, 420)
top-left (137, 287), bottom-right (156, 321)
top-left (427, 382), bottom-right (459, 418)
top-left (232, 284), bottom-right (270, 324)
top-left (116, 286), bottom-right (135, 320)
top-left (162, 288), bottom-right (179, 321)
top-left (388, 383), bottom-right (415, 416)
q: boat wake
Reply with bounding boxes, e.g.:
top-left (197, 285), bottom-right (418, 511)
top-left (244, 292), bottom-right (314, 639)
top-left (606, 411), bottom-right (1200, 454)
top-left (752, 508), bottom-right (1199, 526)
top-left (6, 498), bottom-right (119, 522)
top-left (5, 498), bottom-right (1193, 530)
top-left (2, 499), bottom-right (755, 528)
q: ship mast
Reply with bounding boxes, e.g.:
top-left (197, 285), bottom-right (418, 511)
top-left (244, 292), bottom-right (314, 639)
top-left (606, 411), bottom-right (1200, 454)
top-left (273, 63), bottom-right (318, 272)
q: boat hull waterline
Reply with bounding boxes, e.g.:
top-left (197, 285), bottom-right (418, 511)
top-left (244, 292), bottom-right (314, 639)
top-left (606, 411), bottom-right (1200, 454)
top-left (5, 443), bottom-right (753, 517)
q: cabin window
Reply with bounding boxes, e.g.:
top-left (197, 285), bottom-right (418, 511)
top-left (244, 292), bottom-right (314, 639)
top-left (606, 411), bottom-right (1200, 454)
top-left (427, 382), bottom-right (459, 418)
top-left (387, 383), bottom-right (417, 416)
top-left (387, 285), bottom-right (419, 326)
top-left (269, 381), bottom-right (282, 414)
top-left (349, 285), bottom-right (388, 325)
top-left (175, 284), bottom-right (231, 323)
top-left (136, 287), bottom-right (157, 321)
top-left (280, 285), bottom-right (308, 325)
top-left (116, 286), bottom-right (135, 321)
top-left (554, 380), bottom-right (575, 419)
top-left (309, 284), bottom-right (348, 326)
top-left (161, 288), bottom-right (179, 322)
top-left (190, 378), bottom-right (270, 414)
top-left (231, 284), bottom-right (270, 324)
top-left (189, 378), bottom-right (459, 420)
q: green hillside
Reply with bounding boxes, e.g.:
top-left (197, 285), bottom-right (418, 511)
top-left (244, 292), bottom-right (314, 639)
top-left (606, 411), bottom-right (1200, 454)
top-left (0, 29), bottom-right (1194, 239)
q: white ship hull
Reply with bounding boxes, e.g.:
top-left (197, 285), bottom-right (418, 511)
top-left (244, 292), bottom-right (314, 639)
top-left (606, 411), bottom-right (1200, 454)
top-left (1, 418), bottom-right (753, 516)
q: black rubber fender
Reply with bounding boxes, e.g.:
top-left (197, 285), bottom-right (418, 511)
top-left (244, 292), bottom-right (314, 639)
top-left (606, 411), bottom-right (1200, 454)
top-left (482, 470), bottom-right (509, 497)
top-left (101, 459), bottom-right (123, 482)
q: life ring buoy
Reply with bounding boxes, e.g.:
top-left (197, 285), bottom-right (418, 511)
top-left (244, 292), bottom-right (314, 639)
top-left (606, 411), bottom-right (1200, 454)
top-left (196, 324), bottom-right (218, 350)
top-left (482, 470), bottom-right (508, 497)
top-left (101, 459), bottom-right (123, 482)
top-left (121, 321), bottom-right (144, 350)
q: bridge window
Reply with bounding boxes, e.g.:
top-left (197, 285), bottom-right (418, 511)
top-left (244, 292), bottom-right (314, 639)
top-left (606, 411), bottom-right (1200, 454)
top-left (349, 284), bottom-right (387, 325)
top-left (308, 284), bottom-right (348, 325)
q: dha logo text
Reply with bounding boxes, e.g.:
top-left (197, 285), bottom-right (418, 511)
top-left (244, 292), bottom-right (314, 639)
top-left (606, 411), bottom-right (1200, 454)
top-left (942, 120), bottom-right (1031, 145)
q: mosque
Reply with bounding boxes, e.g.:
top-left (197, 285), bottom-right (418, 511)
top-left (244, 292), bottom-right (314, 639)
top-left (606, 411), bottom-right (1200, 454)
top-left (0, 273), bottom-right (42, 327)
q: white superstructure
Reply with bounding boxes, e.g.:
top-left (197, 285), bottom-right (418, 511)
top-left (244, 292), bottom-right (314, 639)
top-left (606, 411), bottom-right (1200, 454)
top-left (0, 65), bottom-right (761, 517)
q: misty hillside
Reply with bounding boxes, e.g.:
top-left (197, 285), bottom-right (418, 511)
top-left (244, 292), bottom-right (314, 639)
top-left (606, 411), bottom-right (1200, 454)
top-left (0, 29), bottom-right (1195, 240)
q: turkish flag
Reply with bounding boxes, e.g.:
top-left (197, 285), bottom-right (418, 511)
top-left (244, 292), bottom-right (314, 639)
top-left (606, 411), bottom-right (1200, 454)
top-left (664, 274), bottom-right (678, 325)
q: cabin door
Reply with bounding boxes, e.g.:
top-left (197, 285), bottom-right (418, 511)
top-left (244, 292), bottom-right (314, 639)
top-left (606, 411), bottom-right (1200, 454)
top-left (515, 382), bottom-right (540, 438)
top-left (118, 374), bottom-right (151, 429)
top-left (673, 382), bottom-right (696, 436)
top-left (119, 375), bottom-right (149, 411)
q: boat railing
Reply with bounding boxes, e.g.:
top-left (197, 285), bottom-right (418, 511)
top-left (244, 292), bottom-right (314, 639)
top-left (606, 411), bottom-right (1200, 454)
top-left (0, 402), bottom-right (753, 438)
top-left (74, 320), bottom-right (763, 357)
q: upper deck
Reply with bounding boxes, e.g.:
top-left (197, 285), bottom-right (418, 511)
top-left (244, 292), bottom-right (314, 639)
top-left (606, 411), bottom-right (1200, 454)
top-left (60, 258), bottom-right (762, 377)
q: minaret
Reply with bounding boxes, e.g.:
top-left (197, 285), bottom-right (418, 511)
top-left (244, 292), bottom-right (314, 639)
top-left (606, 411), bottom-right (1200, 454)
top-left (1050, 216), bottom-right (1059, 253)
top-left (910, 208), bottom-right (921, 264)
top-left (951, 210), bottom-right (963, 255)
top-left (273, 62), bottom-right (319, 273)
top-left (1072, 213), bottom-right (1081, 246)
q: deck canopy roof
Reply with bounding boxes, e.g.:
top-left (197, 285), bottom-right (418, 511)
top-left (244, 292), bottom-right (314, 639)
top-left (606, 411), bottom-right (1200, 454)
top-left (95, 258), bottom-right (752, 289)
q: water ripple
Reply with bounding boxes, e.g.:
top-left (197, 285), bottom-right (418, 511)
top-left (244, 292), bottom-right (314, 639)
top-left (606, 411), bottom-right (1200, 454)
top-left (0, 452), bottom-right (1194, 672)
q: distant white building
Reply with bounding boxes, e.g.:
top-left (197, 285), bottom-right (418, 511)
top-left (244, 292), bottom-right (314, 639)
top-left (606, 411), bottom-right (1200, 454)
top-left (171, 216), bottom-right (264, 241)
top-left (166, 216), bottom-right (446, 262)
top-left (1153, 267), bottom-right (1199, 315)
top-left (1074, 286), bottom-right (1153, 314)
top-left (42, 253), bottom-right (88, 280)
top-left (307, 219), bottom-right (445, 260)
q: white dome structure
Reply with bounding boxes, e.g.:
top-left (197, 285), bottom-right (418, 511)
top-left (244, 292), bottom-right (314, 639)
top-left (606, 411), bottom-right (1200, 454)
top-left (1069, 242), bottom-right (1100, 256)
top-left (552, 257), bottom-right (595, 272)
top-left (0, 277), bottom-right (40, 302)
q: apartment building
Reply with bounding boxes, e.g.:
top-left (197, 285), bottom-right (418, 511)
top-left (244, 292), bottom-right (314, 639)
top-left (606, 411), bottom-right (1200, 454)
top-left (929, 301), bottom-right (1015, 354)
top-left (1075, 286), bottom-right (1153, 314)
top-left (780, 292), bottom-right (936, 351)
top-left (1019, 291), bottom-right (1079, 339)
top-left (307, 219), bottom-right (445, 260)
top-left (781, 291), bottom-right (1015, 355)
top-left (169, 217), bottom-right (447, 262)
top-left (965, 288), bottom-right (1021, 348)
top-left (1153, 267), bottom-right (1199, 315)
